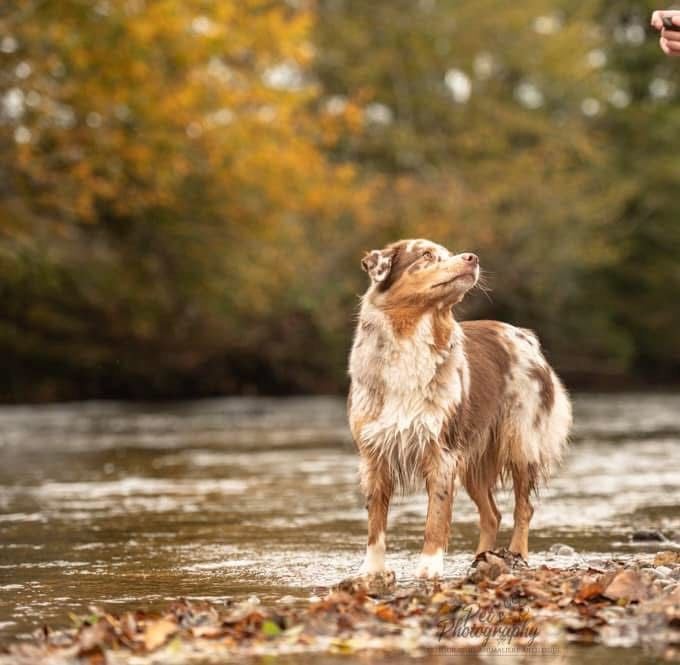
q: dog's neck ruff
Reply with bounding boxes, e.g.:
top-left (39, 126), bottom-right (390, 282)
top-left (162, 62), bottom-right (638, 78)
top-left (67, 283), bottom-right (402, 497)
top-left (349, 301), bottom-right (468, 491)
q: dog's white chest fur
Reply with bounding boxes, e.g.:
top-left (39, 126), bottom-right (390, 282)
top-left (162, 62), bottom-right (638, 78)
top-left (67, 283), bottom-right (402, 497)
top-left (349, 304), bottom-right (467, 488)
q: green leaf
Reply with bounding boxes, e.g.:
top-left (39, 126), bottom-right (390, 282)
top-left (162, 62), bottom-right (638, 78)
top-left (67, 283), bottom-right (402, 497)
top-left (261, 619), bottom-right (282, 637)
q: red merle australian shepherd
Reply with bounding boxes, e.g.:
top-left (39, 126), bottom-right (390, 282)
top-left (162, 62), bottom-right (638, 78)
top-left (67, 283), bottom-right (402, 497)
top-left (348, 239), bottom-right (572, 579)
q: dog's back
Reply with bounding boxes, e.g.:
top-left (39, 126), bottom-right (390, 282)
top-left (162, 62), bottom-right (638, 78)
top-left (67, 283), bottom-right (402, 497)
top-left (453, 320), bottom-right (571, 493)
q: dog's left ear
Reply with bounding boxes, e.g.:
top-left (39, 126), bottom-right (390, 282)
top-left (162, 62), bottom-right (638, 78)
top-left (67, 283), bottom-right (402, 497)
top-left (361, 249), bottom-right (393, 284)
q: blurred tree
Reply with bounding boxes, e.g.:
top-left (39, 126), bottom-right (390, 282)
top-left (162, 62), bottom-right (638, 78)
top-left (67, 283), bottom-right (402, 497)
top-left (314, 0), bottom-right (677, 382)
top-left (0, 0), bottom-right (678, 400)
top-left (595, 0), bottom-right (680, 381)
top-left (0, 0), bottom-right (370, 399)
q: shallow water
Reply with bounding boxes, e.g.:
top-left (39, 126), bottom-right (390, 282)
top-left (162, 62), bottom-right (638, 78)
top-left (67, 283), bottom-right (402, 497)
top-left (0, 393), bottom-right (679, 646)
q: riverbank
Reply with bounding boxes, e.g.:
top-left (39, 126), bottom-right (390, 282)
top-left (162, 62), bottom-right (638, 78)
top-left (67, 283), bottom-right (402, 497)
top-left (2, 550), bottom-right (678, 664)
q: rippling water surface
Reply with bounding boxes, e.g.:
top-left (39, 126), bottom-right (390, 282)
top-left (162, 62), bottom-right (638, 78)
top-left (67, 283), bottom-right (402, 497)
top-left (1, 394), bottom-right (679, 642)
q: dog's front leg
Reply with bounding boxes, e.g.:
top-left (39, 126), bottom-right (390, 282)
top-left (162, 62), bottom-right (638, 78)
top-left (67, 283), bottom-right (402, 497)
top-left (416, 452), bottom-right (456, 579)
top-left (358, 458), bottom-right (393, 575)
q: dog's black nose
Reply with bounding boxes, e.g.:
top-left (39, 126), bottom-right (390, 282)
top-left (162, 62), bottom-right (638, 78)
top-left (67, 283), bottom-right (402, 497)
top-left (461, 253), bottom-right (478, 265)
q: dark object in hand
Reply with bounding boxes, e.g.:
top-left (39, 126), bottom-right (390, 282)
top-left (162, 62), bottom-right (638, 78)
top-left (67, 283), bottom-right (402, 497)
top-left (662, 15), bottom-right (680, 31)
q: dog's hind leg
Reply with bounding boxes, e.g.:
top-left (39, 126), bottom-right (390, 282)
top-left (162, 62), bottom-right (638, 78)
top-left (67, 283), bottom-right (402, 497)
top-left (509, 464), bottom-right (534, 560)
top-left (488, 488), bottom-right (501, 532)
top-left (467, 481), bottom-right (501, 555)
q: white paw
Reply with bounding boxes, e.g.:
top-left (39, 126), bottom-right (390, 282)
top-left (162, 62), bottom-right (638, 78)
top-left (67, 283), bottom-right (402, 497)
top-left (358, 557), bottom-right (385, 575)
top-left (415, 549), bottom-right (444, 579)
top-left (358, 534), bottom-right (386, 575)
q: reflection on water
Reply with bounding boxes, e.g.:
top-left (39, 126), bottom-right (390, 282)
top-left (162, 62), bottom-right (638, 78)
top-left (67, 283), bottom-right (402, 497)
top-left (0, 394), bottom-right (679, 642)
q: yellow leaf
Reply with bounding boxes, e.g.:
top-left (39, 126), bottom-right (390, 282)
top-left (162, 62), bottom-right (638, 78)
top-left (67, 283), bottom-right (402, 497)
top-left (143, 618), bottom-right (178, 651)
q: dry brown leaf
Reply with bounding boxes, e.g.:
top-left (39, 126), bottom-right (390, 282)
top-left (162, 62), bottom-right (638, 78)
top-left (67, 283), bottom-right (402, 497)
top-left (576, 579), bottom-right (605, 602)
top-left (655, 551), bottom-right (680, 566)
top-left (143, 618), bottom-right (178, 651)
top-left (667, 586), bottom-right (680, 603)
top-left (77, 621), bottom-right (112, 652)
top-left (524, 582), bottom-right (552, 601)
top-left (76, 645), bottom-right (106, 665)
top-left (120, 612), bottom-right (138, 641)
top-left (191, 625), bottom-right (226, 639)
top-left (603, 570), bottom-right (651, 603)
top-left (374, 604), bottom-right (398, 623)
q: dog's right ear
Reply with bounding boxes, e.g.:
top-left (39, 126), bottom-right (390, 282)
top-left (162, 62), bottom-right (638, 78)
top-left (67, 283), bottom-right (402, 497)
top-left (361, 249), bottom-right (393, 284)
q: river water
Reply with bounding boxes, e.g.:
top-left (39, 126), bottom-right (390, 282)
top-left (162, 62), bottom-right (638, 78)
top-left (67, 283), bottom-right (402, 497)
top-left (0, 393), bottom-right (679, 645)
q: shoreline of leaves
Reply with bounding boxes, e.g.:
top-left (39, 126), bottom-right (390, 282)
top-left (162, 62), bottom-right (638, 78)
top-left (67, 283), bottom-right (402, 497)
top-left (2, 550), bottom-right (679, 664)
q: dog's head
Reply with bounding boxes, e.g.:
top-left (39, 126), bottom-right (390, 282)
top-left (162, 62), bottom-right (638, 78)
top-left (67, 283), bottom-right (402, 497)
top-left (361, 239), bottom-right (479, 308)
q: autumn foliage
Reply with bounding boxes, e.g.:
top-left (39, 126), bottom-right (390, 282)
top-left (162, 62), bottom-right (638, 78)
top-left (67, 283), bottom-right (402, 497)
top-left (0, 1), bottom-right (678, 400)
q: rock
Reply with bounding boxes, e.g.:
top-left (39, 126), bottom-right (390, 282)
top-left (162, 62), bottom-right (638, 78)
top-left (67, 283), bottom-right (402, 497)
top-left (467, 550), bottom-right (510, 582)
top-left (603, 569), bottom-right (651, 603)
top-left (630, 530), bottom-right (666, 543)
top-left (645, 566), bottom-right (670, 580)
top-left (334, 570), bottom-right (396, 596)
top-left (654, 566), bottom-right (673, 579)
top-left (480, 548), bottom-right (528, 568)
top-left (549, 543), bottom-right (576, 556)
top-left (584, 559), bottom-right (607, 572)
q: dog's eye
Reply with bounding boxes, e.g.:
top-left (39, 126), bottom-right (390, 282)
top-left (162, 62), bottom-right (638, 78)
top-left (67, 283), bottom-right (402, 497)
top-left (422, 251), bottom-right (434, 261)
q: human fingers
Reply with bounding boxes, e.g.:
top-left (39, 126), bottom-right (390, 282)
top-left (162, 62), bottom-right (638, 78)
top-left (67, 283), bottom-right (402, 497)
top-left (662, 26), bottom-right (680, 40)
top-left (660, 35), bottom-right (680, 54)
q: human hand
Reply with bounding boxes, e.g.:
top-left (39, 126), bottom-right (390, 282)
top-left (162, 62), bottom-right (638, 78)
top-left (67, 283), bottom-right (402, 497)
top-left (651, 10), bottom-right (680, 55)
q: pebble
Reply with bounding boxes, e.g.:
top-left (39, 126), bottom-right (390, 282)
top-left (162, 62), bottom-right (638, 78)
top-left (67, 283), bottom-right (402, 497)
top-left (646, 566), bottom-right (670, 580)
top-left (549, 544), bottom-right (576, 556)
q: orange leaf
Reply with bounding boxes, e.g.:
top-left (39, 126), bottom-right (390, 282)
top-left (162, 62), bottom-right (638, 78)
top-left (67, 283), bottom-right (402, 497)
top-left (143, 618), bottom-right (178, 651)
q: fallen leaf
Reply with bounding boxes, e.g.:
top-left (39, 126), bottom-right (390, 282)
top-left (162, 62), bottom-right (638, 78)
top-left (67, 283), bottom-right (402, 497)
top-left (374, 604), bottom-right (398, 623)
top-left (76, 645), bottom-right (106, 665)
top-left (78, 620), bottom-right (112, 652)
top-left (576, 579), bottom-right (605, 602)
top-left (261, 619), bottom-right (282, 637)
top-left (603, 570), bottom-right (651, 603)
top-left (282, 624), bottom-right (305, 642)
top-left (655, 551), bottom-right (680, 566)
top-left (191, 625), bottom-right (225, 638)
top-left (523, 582), bottom-right (552, 601)
top-left (120, 612), bottom-right (137, 641)
top-left (143, 618), bottom-right (178, 651)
